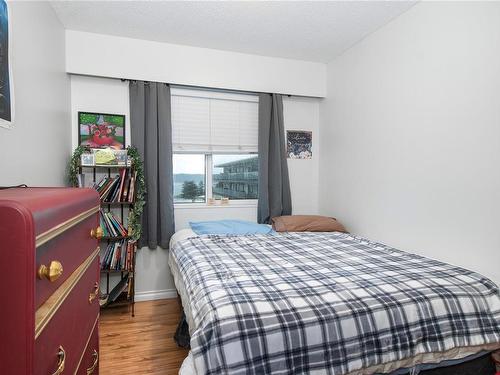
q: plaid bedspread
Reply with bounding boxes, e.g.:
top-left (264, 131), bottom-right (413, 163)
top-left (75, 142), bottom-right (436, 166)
top-left (170, 232), bottom-right (500, 375)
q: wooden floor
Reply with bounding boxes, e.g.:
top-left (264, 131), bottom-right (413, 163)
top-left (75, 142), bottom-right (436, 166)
top-left (99, 299), bottom-right (189, 375)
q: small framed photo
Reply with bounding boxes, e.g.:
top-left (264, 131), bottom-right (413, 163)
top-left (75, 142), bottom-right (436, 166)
top-left (114, 150), bottom-right (128, 165)
top-left (78, 112), bottom-right (126, 150)
top-left (287, 130), bottom-right (312, 159)
top-left (80, 153), bottom-right (95, 166)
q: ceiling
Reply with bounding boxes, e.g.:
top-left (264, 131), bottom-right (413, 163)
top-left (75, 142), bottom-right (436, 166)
top-left (51, 1), bottom-right (416, 63)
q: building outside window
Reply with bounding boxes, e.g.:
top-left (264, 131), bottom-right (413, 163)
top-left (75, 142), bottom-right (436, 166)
top-left (212, 155), bottom-right (258, 200)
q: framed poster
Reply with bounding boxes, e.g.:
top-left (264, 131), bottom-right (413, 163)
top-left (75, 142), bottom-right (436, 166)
top-left (78, 112), bottom-right (126, 149)
top-left (287, 130), bottom-right (312, 159)
top-left (0, 0), bottom-right (13, 128)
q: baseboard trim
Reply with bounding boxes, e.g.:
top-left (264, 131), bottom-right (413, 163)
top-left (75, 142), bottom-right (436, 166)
top-left (134, 288), bottom-right (178, 302)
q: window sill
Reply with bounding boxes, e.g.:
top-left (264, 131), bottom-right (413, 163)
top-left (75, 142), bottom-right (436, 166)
top-left (174, 202), bottom-right (257, 210)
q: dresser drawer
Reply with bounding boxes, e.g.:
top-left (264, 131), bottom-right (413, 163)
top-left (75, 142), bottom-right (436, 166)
top-left (76, 321), bottom-right (99, 375)
top-left (36, 212), bottom-right (99, 310)
top-left (35, 251), bottom-right (100, 375)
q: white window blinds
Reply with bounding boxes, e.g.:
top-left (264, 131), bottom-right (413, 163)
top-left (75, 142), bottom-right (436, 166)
top-left (171, 88), bottom-right (258, 152)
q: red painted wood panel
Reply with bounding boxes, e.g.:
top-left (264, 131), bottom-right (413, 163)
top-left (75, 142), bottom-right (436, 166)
top-left (0, 187), bottom-right (98, 236)
top-left (0, 202), bottom-right (35, 375)
top-left (76, 321), bottom-right (99, 375)
top-left (0, 188), bottom-right (100, 375)
top-left (34, 257), bottom-right (99, 375)
top-left (36, 214), bottom-right (98, 309)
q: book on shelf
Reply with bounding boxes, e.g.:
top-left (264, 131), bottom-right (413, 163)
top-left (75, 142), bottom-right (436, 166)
top-left (93, 168), bottom-right (135, 203)
top-left (101, 239), bottom-right (134, 271)
top-left (99, 276), bottom-right (130, 307)
top-left (122, 175), bottom-right (130, 202)
top-left (125, 241), bottom-right (134, 271)
top-left (128, 171), bottom-right (137, 202)
top-left (117, 168), bottom-right (126, 201)
top-left (99, 211), bottom-right (127, 238)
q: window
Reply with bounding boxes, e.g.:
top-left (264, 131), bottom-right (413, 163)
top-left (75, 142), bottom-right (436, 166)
top-left (171, 88), bottom-right (259, 204)
top-left (173, 153), bottom-right (258, 204)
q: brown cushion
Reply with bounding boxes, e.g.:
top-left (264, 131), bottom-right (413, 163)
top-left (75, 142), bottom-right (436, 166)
top-left (271, 215), bottom-right (347, 233)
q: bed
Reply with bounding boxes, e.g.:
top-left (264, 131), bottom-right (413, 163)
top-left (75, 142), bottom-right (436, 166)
top-left (168, 229), bottom-right (500, 374)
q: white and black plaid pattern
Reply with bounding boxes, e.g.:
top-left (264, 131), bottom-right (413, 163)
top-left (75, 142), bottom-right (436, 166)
top-left (170, 232), bottom-right (500, 375)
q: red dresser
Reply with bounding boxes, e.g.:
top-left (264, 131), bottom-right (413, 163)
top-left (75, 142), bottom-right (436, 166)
top-left (0, 188), bottom-right (101, 375)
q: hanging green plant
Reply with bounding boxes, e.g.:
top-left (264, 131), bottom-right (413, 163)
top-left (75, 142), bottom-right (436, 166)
top-left (68, 145), bottom-right (88, 187)
top-left (68, 145), bottom-right (146, 242)
top-left (125, 146), bottom-right (146, 242)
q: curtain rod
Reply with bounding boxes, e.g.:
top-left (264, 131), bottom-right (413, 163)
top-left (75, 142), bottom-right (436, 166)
top-left (69, 73), bottom-right (304, 98)
top-left (121, 78), bottom-right (292, 98)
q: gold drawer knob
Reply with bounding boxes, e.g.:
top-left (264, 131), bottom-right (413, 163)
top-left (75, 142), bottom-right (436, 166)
top-left (90, 226), bottom-right (104, 240)
top-left (51, 346), bottom-right (66, 375)
top-left (38, 261), bottom-right (63, 282)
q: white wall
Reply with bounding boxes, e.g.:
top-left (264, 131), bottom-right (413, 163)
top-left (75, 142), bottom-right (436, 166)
top-left (71, 75), bottom-right (321, 299)
top-left (0, 2), bottom-right (70, 186)
top-left (320, 2), bottom-right (500, 284)
top-left (284, 96), bottom-right (320, 215)
top-left (65, 30), bottom-right (326, 98)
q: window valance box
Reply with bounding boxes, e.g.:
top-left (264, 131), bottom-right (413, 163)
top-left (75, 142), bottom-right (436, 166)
top-left (171, 87), bottom-right (258, 153)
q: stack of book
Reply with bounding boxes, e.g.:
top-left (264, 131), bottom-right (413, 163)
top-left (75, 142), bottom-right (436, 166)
top-left (99, 276), bottom-right (130, 307)
top-left (99, 211), bottom-right (128, 238)
top-left (94, 168), bottom-right (137, 203)
top-left (101, 240), bottom-right (135, 271)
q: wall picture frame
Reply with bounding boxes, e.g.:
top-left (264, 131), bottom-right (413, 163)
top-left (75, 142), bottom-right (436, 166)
top-left (78, 111), bottom-right (126, 149)
top-left (0, 0), bottom-right (13, 129)
top-left (287, 130), bottom-right (312, 159)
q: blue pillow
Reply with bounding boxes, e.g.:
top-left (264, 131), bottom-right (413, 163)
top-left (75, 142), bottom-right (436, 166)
top-left (189, 220), bottom-right (273, 235)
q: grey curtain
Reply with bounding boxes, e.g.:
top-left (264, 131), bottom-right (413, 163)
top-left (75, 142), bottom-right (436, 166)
top-left (129, 81), bottom-right (175, 249)
top-left (258, 93), bottom-right (292, 224)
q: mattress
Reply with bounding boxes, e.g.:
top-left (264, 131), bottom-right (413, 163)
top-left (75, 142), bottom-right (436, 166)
top-left (169, 231), bottom-right (500, 374)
